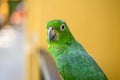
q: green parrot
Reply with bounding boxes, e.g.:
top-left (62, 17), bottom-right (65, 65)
top-left (46, 19), bottom-right (107, 80)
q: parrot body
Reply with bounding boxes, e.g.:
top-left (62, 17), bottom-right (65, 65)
top-left (46, 20), bottom-right (107, 80)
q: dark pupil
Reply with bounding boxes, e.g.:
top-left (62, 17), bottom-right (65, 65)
top-left (61, 25), bottom-right (64, 29)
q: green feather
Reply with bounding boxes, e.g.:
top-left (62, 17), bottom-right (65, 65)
top-left (46, 19), bottom-right (107, 80)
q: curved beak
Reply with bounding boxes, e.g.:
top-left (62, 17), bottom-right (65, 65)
top-left (48, 27), bottom-right (57, 42)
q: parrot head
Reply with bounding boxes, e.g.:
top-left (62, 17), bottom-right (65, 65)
top-left (46, 19), bottom-right (74, 44)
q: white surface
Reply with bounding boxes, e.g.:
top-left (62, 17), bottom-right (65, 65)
top-left (0, 25), bottom-right (24, 80)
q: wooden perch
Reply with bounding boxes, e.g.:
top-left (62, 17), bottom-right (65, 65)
top-left (39, 49), bottom-right (62, 80)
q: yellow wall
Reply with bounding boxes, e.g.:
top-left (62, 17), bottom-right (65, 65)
top-left (39, 0), bottom-right (120, 80)
top-left (25, 0), bottom-right (41, 80)
top-left (0, 0), bottom-right (9, 24)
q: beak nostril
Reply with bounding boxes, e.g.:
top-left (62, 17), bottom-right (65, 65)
top-left (51, 27), bottom-right (54, 30)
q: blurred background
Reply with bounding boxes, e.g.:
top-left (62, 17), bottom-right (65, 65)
top-left (0, 0), bottom-right (120, 80)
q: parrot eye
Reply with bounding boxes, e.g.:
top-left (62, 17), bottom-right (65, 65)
top-left (60, 24), bottom-right (65, 31)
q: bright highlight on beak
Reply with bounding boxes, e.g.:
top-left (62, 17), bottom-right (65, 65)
top-left (48, 27), bottom-right (57, 41)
